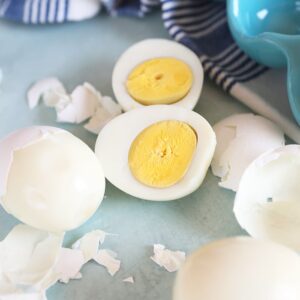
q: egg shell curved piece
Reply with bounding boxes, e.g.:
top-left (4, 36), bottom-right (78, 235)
top-left (0, 127), bottom-right (105, 232)
top-left (0, 126), bottom-right (63, 200)
top-left (173, 237), bottom-right (300, 300)
top-left (95, 105), bottom-right (216, 201)
top-left (112, 39), bottom-right (203, 112)
top-left (27, 78), bottom-right (66, 109)
top-left (234, 145), bottom-right (300, 251)
top-left (211, 113), bottom-right (285, 191)
top-left (0, 224), bottom-right (63, 294)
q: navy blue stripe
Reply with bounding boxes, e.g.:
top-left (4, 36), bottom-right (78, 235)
top-left (64, 0), bottom-right (68, 20)
top-left (220, 64), bottom-right (267, 89)
top-left (28, 0), bottom-right (33, 23)
top-left (165, 6), bottom-right (223, 30)
top-left (45, 0), bottom-right (50, 22)
top-left (163, 4), bottom-right (214, 21)
top-left (162, 2), bottom-right (213, 14)
top-left (208, 52), bottom-right (247, 80)
top-left (210, 58), bottom-right (248, 81)
top-left (202, 46), bottom-right (239, 66)
top-left (54, 0), bottom-right (59, 22)
top-left (167, 13), bottom-right (226, 39)
top-left (226, 67), bottom-right (268, 92)
top-left (37, 0), bottom-right (42, 23)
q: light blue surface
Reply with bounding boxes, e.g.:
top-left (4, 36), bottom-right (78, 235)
top-left (0, 13), bottom-right (248, 300)
top-left (227, 0), bottom-right (300, 125)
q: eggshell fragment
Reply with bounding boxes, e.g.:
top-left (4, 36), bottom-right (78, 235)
top-left (54, 248), bottom-right (85, 284)
top-left (83, 83), bottom-right (122, 134)
top-left (0, 126), bottom-right (62, 200)
top-left (123, 276), bottom-right (134, 283)
top-left (151, 244), bottom-right (185, 273)
top-left (93, 249), bottom-right (121, 276)
top-left (0, 224), bottom-right (63, 294)
top-left (234, 145), bottom-right (300, 251)
top-left (57, 84), bottom-right (99, 124)
top-left (173, 237), bottom-right (300, 300)
top-left (72, 230), bottom-right (107, 262)
top-left (211, 113), bottom-right (285, 191)
top-left (27, 78), bottom-right (66, 109)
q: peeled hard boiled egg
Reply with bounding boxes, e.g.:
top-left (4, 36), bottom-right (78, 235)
top-left (234, 145), bottom-right (300, 251)
top-left (95, 105), bottom-right (216, 201)
top-left (112, 39), bottom-right (203, 111)
top-left (211, 113), bottom-right (284, 191)
top-left (173, 237), bottom-right (300, 300)
top-left (0, 126), bottom-right (105, 232)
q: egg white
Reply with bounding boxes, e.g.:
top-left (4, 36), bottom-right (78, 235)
top-left (173, 237), bottom-right (300, 300)
top-left (112, 39), bottom-right (204, 112)
top-left (234, 145), bottom-right (300, 251)
top-left (95, 105), bottom-right (216, 201)
top-left (0, 126), bottom-right (105, 232)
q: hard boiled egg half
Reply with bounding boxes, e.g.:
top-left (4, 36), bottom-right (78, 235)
top-left (95, 105), bottom-right (216, 201)
top-left (0, 126), bottom-right (105, 232)
top-left (112, 39), bottom-right (203, 111)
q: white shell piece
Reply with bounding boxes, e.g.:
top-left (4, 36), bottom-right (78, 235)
top-left (123, 276), bottom-right (134, 283)
top-left (95, 105), bottom-right (216, 201)
top-left (54, 248), bottom-right (85, 284)
top-left (234, 145), bottom-right (300, 251)
top-left (56, 84), bottom-right (99, 124)
top-left (27, 78), bottom-right (66, 109)
top-left (151, 244), bottom-right (185, 273)
top-left (173, 237), bottom-right (300, 300)
top-left (0, 126), bottom-right (63, 199)
top-left (211, 114), bottom-right (285, 191)
top-left (112, 39), bottom-right (204, 111)
top-left (83, 84), bottom-right (122, 134)
top-left (0, 224), bottom-right (63, 293)
top-left (43, 90), bottom-right (70, 111)
top-left (93, 249), bottom-right (121, 276)
top-left (71, 230), bottom-right (107, 262)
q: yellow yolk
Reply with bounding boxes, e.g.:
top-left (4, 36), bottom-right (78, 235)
top-left (128, 120), bottom-right (197, 188)
top-left (126, 58), bottom-right (193, 105)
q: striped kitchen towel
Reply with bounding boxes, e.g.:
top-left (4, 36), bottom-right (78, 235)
top-left (0, 0), bottom-right (299, 142)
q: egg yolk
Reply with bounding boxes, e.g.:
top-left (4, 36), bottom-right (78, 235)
top-left (128, 120), bottom-right (197, 188)
top-left (126, 58), bottom-right (193, 105)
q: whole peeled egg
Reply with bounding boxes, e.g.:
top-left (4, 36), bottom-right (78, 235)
top-left (112, 39), bottom-right (204, 111)
top-left (0, 126), bottom-right (105, 232)
top-left (173, 237), bottom-right (300, 300)
top-left (95, 105), bottom-right (216, 201)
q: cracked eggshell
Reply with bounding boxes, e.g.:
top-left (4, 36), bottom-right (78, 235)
top-left (27, 78), bottom-right (66, 109)
top-left (95, 105), bottom-right (216, 201)
top-left (57, 84), bottom-right (99, 124)
top-left (211, 114), bottom-right (285, 191)
top-left (173, 237), bottom-right (300, 300)
top-left (112, 39), bottom-right (203, 112)
top-left (151, 244), bottom-right (186, 273)
top-left (234, 145), bottom-right (300, 251)
top-left (0, 126), bottom-right (105, 232)
top-left (93, 249), bottom-right (121, 276)
top-left (0, 126), bottom-right (62, 200)
top-left (0, 224), bottom-right (63, 293)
